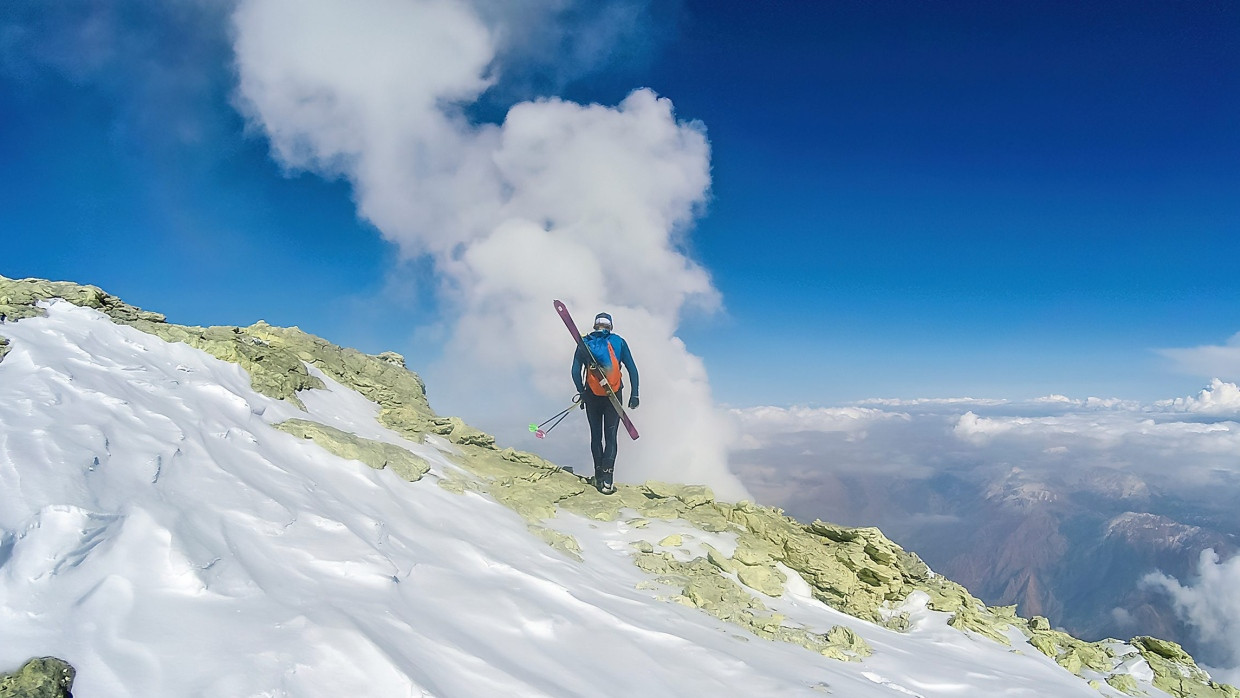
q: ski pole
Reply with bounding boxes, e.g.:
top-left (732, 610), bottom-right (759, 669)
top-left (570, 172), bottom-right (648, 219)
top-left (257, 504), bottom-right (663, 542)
top-left (528, 405), bottom-right (573, 439)
top-left (528, 394), bottom-right (583, 439)
top-left (528, 397), bottom-right (579, 439)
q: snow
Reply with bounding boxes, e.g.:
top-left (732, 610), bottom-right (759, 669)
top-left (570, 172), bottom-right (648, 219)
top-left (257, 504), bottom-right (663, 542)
top-left (0, 301), bottom-right (1169, 696)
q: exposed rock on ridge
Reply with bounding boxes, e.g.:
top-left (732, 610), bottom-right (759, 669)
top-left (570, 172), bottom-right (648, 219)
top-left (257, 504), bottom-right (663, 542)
top-left (0, 657), bottom-right (75, 698)
top-left (1134, 637), bottom-right (1240, 698)
top-left (274, 418), bottom-right (431, 482)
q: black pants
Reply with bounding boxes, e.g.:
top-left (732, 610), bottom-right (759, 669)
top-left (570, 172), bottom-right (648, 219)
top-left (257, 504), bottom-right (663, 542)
top-left (583, 388), bottom-right (622, 482)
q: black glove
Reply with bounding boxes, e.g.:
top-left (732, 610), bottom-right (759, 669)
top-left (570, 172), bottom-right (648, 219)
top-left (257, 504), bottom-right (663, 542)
top-left (578, 391), bottom-right (589, 409)
top-left (628, 395), bottom-right (640, 410)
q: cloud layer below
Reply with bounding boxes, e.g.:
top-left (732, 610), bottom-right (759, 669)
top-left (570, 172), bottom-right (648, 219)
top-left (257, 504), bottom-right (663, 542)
top-left (732, 379), bottom-right (1240, 491)
top-left (728, 379), bottom-right (1240, 676)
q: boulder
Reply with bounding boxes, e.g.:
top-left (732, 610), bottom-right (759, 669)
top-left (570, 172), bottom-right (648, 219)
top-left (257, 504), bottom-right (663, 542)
top-left (736, 563), bottom-right (787, 597)
top-left (0, 657), bottom-right (75, 698)
top-left (1132, 637), bottom-right (1240, 698)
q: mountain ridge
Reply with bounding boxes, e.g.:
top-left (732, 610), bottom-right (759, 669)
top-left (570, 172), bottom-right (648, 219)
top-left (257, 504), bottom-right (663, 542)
top-left (1, 273), bottom-right (1236, 698)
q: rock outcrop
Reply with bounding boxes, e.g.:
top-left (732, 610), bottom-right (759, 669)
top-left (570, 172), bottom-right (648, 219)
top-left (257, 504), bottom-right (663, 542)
top-left (1133, 637), bottom-right (1240, 698)
top-left (0, 657), bottom-right (75, 698)
top-left (274, 418), bottom-right (431, 482)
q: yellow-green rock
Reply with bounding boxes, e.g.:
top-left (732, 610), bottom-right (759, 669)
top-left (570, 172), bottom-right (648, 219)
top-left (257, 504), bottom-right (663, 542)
top-left (1029, 631), bottom-right (1060, 659)
top-left (1136, 636), bottom-right (1194, 663)
top-left (681, 503), bottom-right (734, 532)
top-left (643, 481), bottom-right (715, 507)
top-left (734, 535), bottom-right (773, 567)
top-left (948, 606), bottom-right (1011, 646)
top-left (274, 419), bottom-right (429, 482)
top-left (0, 275), bottom-right (165, 324)
top-left (0, 657), bottom-right (75, 698)
top-left (825, 625), bottom-right (873, 659)
top-left (1106, 672), bottom-right (1144, 696)
top-left (1025, 625), bottom-right (1114, 677)
top-left (630, 551), bottom-right (866, 662)
top-left (528, 525), bottom-right (583, 561)
top-left (1061, 642), bottom-right (1113, 674)
top-left (1132, 637), bottom-right (1240, 698)
top-left (705, 545), bottom-right (736, 573)
top-left (736, 563), bottom-right (787, 597)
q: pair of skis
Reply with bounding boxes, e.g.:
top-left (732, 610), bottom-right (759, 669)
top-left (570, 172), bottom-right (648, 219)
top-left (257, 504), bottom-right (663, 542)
top-left (553, 300), bottom-right (639, 441)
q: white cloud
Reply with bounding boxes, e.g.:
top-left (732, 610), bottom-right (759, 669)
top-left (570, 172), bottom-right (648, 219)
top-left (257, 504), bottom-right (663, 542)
top-left (1143, 549), bottom-right (1240, 684)
top-left (231, 0), bottom-right (746, 498)
top-left (948, 384), bottom-right (1240, 459)
top-left (1033, 394), bottom-right (1074, 404)
top-left (1155, 378), bottom-right (1240, 415)
top-left (1032, 395), bottom-right (1140, 410)
top-left (856, 397), bottom-right (1008, 407)
top-left (953, 411), bottom-right (1028, 441)
top-left (1160, 332), bottom-right (1240, 381)
top-left (729, 382), bottom-right (1240, 501)
top-left (732, 405), bottom-right (907, 431)
top-left (727, 406), bottom-right (908, 450)
top-left (945, 411), bottom-right (1240, 493)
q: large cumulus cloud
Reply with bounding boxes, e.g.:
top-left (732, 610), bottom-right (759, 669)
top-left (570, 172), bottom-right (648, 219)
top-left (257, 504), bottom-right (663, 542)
top-left (231, 0), bottom-right (746, 498)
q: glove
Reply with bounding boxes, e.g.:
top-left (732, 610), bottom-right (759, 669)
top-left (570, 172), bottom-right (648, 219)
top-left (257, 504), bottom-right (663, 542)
top-left (578, 391), bottom-right (589, 409)
top-left (628, 395), bottom-right (640, 410)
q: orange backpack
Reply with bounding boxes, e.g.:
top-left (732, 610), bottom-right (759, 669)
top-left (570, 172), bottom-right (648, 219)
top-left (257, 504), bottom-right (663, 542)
top-left (585, 341), bottom-right (623, 396)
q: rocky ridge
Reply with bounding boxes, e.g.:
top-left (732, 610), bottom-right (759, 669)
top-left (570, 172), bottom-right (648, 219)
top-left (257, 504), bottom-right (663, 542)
top-left (1, 274), bottom-right (1237, 698)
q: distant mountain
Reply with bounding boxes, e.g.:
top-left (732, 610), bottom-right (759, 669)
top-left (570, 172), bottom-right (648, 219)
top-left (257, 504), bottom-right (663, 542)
top-left (739, 456), bottom-right (1238, 670)
top-left (1, 274), bottom-right (1236, 697)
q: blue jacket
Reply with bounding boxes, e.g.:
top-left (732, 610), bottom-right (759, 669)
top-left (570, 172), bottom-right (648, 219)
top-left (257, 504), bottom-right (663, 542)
top-left (573, 330), bottom-right (639, 396)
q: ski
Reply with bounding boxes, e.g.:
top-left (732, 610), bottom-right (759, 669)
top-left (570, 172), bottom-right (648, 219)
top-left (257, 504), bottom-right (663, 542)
top-left (553, 300), bottom-right (639, 440)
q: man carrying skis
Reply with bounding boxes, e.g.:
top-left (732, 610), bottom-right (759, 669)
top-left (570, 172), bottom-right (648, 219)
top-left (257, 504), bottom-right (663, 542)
top-left (572, 312), bottom-right (639, 495)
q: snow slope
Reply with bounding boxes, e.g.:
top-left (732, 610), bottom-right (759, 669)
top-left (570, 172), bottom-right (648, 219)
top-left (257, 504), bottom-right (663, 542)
top-left (0, 297), bottom-right (1223, 697)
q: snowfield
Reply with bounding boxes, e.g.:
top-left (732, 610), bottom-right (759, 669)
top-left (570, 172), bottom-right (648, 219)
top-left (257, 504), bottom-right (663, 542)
top-left (0, 301), bottom-right (1186, 696)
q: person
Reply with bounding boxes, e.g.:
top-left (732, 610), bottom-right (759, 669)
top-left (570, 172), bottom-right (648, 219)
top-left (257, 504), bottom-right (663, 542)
top-left (572, 312), bottom-right (639, 495)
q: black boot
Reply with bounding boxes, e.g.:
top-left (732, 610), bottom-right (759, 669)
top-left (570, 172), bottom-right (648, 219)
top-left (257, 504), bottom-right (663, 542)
top-left (596, 461), bottom-right (615, 495)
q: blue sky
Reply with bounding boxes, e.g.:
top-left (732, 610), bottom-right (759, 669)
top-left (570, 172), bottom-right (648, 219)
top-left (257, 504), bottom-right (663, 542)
top-left (3, 0), bottom-right (1238, 406)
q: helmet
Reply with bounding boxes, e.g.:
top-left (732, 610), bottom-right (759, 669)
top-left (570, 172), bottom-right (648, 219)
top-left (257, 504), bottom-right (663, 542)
top-left (593, 312), bottom-right (613, 329)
